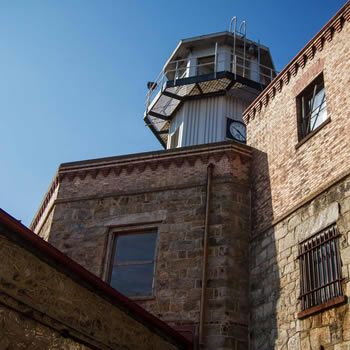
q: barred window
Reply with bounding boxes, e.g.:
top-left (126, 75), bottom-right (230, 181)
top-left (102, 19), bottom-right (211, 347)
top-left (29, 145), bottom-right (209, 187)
top-left (298, 225), bottom-right (344, 317)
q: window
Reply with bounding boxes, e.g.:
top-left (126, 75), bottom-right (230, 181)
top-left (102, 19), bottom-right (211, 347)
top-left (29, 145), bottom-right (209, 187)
top-left (298, 225), bottom-right (344, 317)
top-left (170, 127), bottom-right (180, 148)
top-left (109, 231), bottom-right (157, 297)
top-left (197, 55), bottom-right (215, 75)
top-left (297, 73), bottom-right (328, 140)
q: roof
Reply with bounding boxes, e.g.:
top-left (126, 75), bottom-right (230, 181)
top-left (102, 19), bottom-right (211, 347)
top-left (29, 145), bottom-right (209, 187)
top-left (0, 208), bottom-right (192, 350)
top-left (243, 0), bottom-right (350, 123)
top-left (163, 30), bottom-right (272, 73)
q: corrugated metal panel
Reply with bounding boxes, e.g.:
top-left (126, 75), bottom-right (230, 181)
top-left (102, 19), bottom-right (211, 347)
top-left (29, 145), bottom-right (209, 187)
top-left (176, 96), bottom-right (250, 148)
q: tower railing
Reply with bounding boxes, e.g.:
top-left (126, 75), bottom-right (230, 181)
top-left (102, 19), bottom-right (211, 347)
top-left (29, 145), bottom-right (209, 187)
top-left (145, 54), bottom-right (278, 110)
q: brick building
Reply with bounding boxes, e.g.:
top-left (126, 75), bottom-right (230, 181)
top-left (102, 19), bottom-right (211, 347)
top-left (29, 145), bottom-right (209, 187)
top-left (28, 1), bottom-right (350, 349)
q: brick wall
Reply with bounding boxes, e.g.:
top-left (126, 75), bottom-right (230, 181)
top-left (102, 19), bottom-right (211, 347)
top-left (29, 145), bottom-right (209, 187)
top-left (34, 141), bottom-right (252, 349)
top-left (245, 11), bottom-right (350, 233)
top-left (245, 4), bottom-right (350, 349)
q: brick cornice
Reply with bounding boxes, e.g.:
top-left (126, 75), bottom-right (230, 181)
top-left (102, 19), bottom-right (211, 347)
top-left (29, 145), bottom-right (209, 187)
top-left (30, 142), bottom-right (251, 232)
top-left (243, 1), bottom-right (350, 124)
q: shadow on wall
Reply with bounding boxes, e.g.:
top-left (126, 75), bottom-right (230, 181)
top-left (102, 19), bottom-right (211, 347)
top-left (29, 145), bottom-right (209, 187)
top-left (249, 149), bottom-right (279, 349)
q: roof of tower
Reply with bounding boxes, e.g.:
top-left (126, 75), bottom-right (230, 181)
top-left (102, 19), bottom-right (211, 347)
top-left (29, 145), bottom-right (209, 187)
top-left (163, 31), bottom-right (273, 73)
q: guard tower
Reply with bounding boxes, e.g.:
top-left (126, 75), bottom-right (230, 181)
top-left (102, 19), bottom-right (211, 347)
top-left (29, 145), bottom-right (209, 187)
top-left (144, 18), bottom-right (277, 149)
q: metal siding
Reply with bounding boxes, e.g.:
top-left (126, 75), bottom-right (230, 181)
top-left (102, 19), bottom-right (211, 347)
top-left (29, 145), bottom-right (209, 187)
top-left (169, 95), bottom-right (250, 148)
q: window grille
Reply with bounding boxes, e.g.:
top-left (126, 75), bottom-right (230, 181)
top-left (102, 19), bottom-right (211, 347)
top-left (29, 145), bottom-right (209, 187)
top-left (298, 225), bottom-right (343, 312)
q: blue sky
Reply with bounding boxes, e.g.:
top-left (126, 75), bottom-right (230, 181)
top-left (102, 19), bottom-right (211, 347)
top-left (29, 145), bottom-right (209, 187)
top-left (0, 0), bottom-right (346, 226)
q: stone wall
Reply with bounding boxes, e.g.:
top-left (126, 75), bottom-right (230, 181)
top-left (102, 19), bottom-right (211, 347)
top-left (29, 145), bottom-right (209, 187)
top-left (33, 141), bottom-right (252, 349)
top-left (244, 4), bottom-right (350, 349)
top-left (0, 217), bottom-right (189, 350)
top-left (249, 173), bottom-right (350, 349)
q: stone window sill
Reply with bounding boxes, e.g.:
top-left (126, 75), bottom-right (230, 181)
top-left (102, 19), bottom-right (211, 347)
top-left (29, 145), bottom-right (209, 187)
top-left (297, 295), bottom-right (346, 319)
top-left (295, 117), bottom-right (331, 150)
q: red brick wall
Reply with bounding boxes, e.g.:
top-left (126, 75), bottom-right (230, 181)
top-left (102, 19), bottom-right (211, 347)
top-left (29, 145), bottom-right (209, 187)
top-left (246, 16), bottom-right (350, 233)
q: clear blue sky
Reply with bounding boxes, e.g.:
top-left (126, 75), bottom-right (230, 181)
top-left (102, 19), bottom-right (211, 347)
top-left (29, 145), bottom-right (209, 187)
top-left (0, 0), bottom-right (346, 226)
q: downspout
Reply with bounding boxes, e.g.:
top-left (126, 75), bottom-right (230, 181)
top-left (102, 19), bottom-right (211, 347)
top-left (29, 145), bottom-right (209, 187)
top-left (199, 163), bottom-right (214, 348)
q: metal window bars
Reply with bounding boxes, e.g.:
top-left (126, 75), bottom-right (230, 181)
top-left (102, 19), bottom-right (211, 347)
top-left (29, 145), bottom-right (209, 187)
top-left (297, 225), bottom-right (343, 311)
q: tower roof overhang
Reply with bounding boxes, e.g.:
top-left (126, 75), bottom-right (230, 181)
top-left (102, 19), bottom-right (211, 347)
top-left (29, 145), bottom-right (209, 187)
top-left (163, 31), bottom-right (274, 73)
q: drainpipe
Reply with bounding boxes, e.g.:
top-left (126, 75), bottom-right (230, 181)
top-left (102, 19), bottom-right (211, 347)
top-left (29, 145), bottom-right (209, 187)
top-left (199, 163), bottom-right (214, 348)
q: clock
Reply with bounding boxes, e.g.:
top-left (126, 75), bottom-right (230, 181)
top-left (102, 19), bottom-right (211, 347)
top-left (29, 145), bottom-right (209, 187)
top-left (226, 118), bottom-right (247, 143)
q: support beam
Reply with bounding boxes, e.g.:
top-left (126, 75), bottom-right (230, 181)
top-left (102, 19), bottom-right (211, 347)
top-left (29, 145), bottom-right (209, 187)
top-left (148, 111), bottom-right (171, 121)
top-left (196, 83), bottom-right (204, 95)
top-left (163, 91), bottom-right (183, 100)
top-left (143, 116), bottom-right (167, 148)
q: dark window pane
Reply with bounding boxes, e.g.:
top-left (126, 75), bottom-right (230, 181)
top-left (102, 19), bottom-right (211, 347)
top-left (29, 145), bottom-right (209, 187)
top-left (110, 264), bottom-right (154, 296)
top-left (197, 55), bottom-right (215, 75)
top-left (114, 233), bottom-right (157, 263)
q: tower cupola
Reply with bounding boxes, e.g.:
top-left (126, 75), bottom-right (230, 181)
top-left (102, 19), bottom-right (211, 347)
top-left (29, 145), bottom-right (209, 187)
top-left (144, 19), bottom-right (277, 149)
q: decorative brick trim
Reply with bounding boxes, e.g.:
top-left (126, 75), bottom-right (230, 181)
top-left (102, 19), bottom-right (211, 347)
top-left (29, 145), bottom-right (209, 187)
top-left (262, 94), bottom-right (269, 106)
top-left (243, 1), bottom-right (350, 123)
top-left (334, 17), bottom-right (344, 32)
top-left (282, 71), bottom-right (290, 85)
top-left (30, 142), bottom-right (252, 231)
top-left (305, 45), bottom-right (315, 61)
top-left (268, 87), bottom-right (276, 100)
top-left (256, 101), bottom-right (262, 113)
top-left (30, 175), bottom-right (60, 231)
top-left (290, 63), bottom-right (298, 77)
top-left (324, 27), bottom-right (334, 42)
top-left (345, 8), bottom-right (350, 21)
top-left (297, 55), bottom-right (307, 69)
top-left (276, 79), bottom-right (283, 92)
top-left (315, 36), bottom-right (324, 51)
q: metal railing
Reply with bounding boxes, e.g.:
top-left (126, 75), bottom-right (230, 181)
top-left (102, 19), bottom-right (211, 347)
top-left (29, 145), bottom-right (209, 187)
top-left (145, 54), bottom-right (278, 110)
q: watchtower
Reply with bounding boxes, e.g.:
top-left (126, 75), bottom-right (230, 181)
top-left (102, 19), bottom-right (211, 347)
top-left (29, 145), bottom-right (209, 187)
top-left (144, 18), bottom-right (277, 149)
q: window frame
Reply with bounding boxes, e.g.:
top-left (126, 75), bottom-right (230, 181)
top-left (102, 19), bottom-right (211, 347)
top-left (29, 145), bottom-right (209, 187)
top-left (296, 73), bottom-right (329, 143)
top-left (196, 55), bottom-right (215, 76)
top-left (105, 226), bottom-right (159, 299)
top-left (170, 127), bottom-right (180, 148)
top-left (297, 224), bottom-right (345, 318)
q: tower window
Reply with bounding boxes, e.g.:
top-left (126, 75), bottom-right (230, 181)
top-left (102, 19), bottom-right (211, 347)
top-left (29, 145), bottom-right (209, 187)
top-left (109, 231), bottom-right (157, 297)
top-left (297, 73), bottom-right (328, 140)
top-left (170, 127), bottom-right (180, 148)
top-left (197, 55), bottom-right (215, 75)
top-left (297, 225), bottom-right (344, 318)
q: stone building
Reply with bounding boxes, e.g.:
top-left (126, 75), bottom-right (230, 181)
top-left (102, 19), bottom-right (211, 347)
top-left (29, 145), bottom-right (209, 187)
top-left (0, 209), bottom-right (191, 350)
top-left (29, 1), bottom-right (350, 349)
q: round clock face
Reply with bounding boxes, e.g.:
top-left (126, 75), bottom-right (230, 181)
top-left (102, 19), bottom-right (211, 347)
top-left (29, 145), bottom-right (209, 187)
top-left (229, 120), bottom-right (246, 142)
